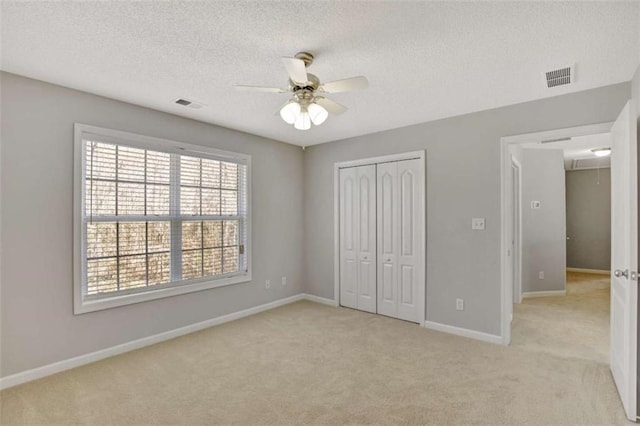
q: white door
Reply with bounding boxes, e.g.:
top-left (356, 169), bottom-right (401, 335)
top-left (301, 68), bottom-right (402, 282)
top-left (396, 159), bottom-right (424, 322)
top-left (339, 167), bottom-right (358, 309)
top-left (377, 161), bottom-right (398, 317)
top-left (356, 165), bottom-right (377, 312)
top-left (377, 159), bottom-right (424, 323)
top-left (339, 165), bottom-right (377, 313)
top-left (610, 100), bottom-right (638, 421)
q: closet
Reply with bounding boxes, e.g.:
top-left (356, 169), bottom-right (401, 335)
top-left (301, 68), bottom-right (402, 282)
top-left (338, 153), bottom-right (425, 323)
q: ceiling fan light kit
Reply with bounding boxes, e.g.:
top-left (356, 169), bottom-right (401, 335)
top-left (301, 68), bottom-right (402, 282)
top-left (237, 51), bottom-right (368, 130)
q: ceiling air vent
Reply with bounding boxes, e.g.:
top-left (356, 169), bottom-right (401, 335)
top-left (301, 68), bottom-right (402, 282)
top-left (174, 98), bottom-right (205, 109)
top-left (545, 65), bottom-right (574, 88)
top-left (568, 157), bottom-right (610, 170)
top-left (540, 137), bottom-right (571, 144)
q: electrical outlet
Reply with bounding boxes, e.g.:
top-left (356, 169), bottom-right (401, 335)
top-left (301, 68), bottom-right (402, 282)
top-left (265, 279), bottom-right (271, 289)
top-left (531, 201), bottom-right (541, 209)
top-left (282, 276), bottom-right (287, 286)
top-left (456, 299), bottom-right (464, 311)
top-left (539, 271), bottom-right (544, 280)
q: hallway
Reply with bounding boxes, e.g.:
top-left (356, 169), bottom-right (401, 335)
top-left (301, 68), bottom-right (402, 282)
top-left (511, 271), bottom-right (610, 363)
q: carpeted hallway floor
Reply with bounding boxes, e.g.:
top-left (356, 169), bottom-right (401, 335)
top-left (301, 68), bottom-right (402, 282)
top-left (1, 274), bottom-right (628, 425)
top-left (512, 271), bottom-right (610, 363)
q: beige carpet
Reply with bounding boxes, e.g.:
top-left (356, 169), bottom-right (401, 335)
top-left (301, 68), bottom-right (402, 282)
top-left (512, 271), bottom-right (610, 363)
top-left (1, 287), bottom-right (629, 424)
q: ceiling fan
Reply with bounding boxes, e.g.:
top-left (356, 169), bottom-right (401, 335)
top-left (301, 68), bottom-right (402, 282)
top-left (236, 52), bottom-right (369, 130)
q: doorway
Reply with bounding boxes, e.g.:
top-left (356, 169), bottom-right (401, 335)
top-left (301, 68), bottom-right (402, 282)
top-left (510, 132), bottom-right (612, 363)
top-left (500, 101), bottom-right (638, 420)
top-left (501, 122), bottom-right (613, 342)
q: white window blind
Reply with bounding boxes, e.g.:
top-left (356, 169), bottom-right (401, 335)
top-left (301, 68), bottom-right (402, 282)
top-left (74, 125), bottom-right (251, 313)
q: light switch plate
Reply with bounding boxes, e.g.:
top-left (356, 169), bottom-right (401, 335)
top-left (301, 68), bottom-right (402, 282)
top-left (531, 200), bottom-right (541, 209)
top-left (472, 218), bottom-right (485, 230)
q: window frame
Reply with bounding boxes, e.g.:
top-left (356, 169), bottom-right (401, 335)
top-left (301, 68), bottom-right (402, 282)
top-left (73, 124), bottom-right (252, 314)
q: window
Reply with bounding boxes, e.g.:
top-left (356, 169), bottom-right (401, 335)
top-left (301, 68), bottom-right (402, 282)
top-left (74, 124), bottom-right (251, 314)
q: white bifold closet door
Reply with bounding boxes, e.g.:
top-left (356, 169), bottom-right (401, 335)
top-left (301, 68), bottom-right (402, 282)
top-left (339, 165), bottom-right (377, 313)
top-left (377, 159), bottom-right (424, 323)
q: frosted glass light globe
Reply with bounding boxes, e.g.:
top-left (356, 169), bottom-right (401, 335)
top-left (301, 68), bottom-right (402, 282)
top-left (294, 108), bottom-right (311, 130)
top-left (308, 103), bottom-right (328, 126)
top-left (280, 101), bottom-right (300, 125)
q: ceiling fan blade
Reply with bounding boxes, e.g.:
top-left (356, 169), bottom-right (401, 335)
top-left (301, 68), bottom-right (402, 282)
top-left (281, 57), bottom-right (308, 84)
top-left (315, 97), bottom-right (347, 115)
top-left (236, 85), bottom-right (287, 93)
top-left (320, 76), bottom-right (369, 93)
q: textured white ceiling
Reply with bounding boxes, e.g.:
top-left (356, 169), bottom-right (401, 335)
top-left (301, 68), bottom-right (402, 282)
top-left (1, 1), bottom-right (639, 146)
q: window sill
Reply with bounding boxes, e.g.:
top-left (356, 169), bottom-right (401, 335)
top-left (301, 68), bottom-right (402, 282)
top-left (74, 272), bottom-right (252, 314)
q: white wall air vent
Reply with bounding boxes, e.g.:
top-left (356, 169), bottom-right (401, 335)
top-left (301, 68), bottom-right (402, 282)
top-left (567, 156), bottom-right (610, 170)
top-left (174, 98), bottom-right (205, 109)
top-left (545, 65), bottom-right (574, 88)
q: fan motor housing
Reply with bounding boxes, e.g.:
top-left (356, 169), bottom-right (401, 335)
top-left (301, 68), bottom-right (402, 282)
top-left (291, 73), bottom-right (320, 93)
top-left (294, 51), bottom-right (314, 67)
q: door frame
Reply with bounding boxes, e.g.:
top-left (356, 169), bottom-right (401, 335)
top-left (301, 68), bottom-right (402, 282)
top-left (511, 157), bottom-right (522, 305)
top-left (334, 150), bottom-right (426, 323)
top-left (500, 122), bottom-right (614, 345)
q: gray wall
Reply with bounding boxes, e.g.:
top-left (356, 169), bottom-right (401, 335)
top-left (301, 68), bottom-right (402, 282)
top-left (0, 72), bottom-right (305, 377)
top-left (520, 149), bottom-right (566, 293)
top-left (565, 168), bottom-right (611, 271)
top-left (304, 82), bottom-right (630, 336)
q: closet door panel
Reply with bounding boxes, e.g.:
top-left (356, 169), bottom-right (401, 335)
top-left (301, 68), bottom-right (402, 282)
top-left (400, 168), bottom-right (415, 256)
top-left (382, 263), bottom-right (394, 301)
top-left (356, 165), bottom-right (377, 313)
top-left (339, 167), bottom-right (358, 309)
top-left (396, 159), bottom-right (424, 323)
top-left (377, 162), bottom-right (398, 317)
top-left (401, 265), bottom-right (414, 305)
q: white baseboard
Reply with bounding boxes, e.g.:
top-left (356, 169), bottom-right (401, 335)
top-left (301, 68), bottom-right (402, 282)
top-left (424, 321), bottom-right (502, 345)
top-left (302, 293), bottom-right (338, 307)
top-left (522, 290), bottom-right (566, 299)
top-left (0, 294), bottom-right (306, 391)
top-left (566, 267), bottom-right (610, 275)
